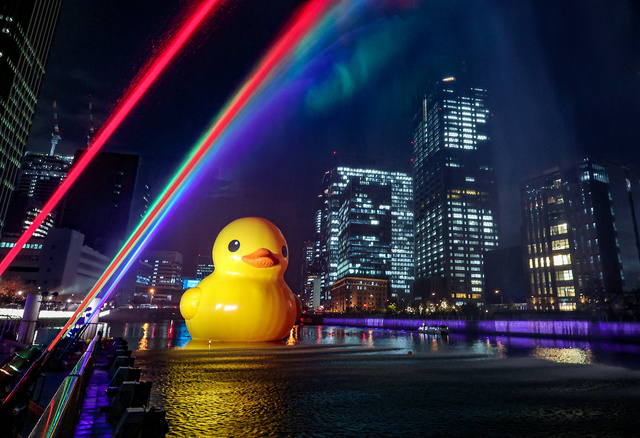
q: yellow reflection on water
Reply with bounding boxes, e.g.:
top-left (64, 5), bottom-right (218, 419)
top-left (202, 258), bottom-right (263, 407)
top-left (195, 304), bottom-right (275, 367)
top-left (138, 322), bottom-right (149, 351)
top-left (533, 347), bottom-right (593, 364)
top-left (150, 349), bottom-right (295, 437)
top-left (286, 326), bottom-right (298, 345)
top-left (495, 341), bottom-right (507, 359)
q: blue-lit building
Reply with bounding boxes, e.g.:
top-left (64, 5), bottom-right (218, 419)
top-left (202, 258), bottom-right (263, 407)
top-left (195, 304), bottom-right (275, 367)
top-left (413, 78), bottom-right (499, 307)
top-left (316, 165), bottom-right (414, 304)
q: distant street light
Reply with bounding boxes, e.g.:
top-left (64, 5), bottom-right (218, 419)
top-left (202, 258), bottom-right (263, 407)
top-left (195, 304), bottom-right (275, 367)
top-left (495, 289), bottom-right (503, 305)
top-left (150, 288), bottom-right (156, 304)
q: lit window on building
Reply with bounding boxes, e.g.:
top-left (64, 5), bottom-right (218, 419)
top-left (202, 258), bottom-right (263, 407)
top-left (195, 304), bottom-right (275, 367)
top-left (550, 223), bottom-right (568, 235)
top-left (553, 254), bottom-right (571, 266)
top-left (552, 239), bottom-right (570, 251)
top-left (555, 270), bottom-right (574, 281)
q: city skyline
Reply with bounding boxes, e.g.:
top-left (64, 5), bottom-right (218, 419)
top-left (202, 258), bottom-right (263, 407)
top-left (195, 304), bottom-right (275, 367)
top-left (18, 0), bottom-right (640, 288)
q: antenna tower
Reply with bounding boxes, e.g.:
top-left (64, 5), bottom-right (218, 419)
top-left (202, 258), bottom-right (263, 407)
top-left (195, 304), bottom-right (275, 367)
top-left (50, 94), bottom-right (61, 156)
top-left (87, 95), bottom-right (96, 146)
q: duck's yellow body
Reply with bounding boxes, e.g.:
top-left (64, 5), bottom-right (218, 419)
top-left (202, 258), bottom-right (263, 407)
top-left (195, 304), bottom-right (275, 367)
top-left (180, 217), bottom-right (301, 342)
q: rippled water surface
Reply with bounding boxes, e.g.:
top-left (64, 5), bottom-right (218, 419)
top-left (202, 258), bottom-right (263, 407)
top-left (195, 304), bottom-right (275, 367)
top-left (102, 322), bottom-right (640, 437)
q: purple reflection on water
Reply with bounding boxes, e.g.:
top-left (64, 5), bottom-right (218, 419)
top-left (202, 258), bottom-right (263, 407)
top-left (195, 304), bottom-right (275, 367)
top-left (323, 317), bottom-right (640, 342)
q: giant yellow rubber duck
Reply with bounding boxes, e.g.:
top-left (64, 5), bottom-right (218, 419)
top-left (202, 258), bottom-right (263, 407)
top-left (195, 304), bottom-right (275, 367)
top-left (180, 217), bottom-right (301, 342)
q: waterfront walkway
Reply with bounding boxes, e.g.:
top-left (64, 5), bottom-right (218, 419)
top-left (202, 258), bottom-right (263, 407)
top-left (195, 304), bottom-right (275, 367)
top-left (74, 352), bottom-right (112, 437)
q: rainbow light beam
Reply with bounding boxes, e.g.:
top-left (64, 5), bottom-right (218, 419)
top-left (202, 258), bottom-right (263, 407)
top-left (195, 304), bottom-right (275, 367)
top-left (0, 0), bottom-right (227, 277)
top-left (46, 0), bottom-right (336, 352)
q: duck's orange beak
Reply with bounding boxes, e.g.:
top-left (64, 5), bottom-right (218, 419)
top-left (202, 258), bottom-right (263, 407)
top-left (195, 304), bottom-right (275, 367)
top-left (241, 248), bottom-right (279, 268)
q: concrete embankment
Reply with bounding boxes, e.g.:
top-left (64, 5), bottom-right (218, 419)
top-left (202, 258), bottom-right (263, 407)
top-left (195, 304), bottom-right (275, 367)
top-left (314, 315), bottom-right (640, 342)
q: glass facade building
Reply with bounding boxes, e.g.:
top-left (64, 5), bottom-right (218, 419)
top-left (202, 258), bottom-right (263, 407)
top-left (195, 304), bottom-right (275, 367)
top-left (0, 1), bottom-right (62, 231)
top-left (317, 166), bottom-right (414, 304)
top-left (522, 158), bottom-right (631, 311)
top-left (413, 78), bottom-right (499, 306)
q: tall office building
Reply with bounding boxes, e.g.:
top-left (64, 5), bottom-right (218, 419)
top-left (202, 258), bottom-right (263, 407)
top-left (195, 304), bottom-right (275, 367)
top-left (522, 158), bottom-right (638, 311)
top-left (3, 152), bottom-right (73, 237)
top-left (57, 150), bottom-right (140, 256)
top-left (0, 1), bottom-right (63, 231)
top-left (318, 165), bottom-right (414, 304)
top-left (299, 241), bottom-right (316, 307)
top-left (134, 250), bottom-right (183, 304)
top-left (196, 254), bottom-right (214, 280)
top-left (413, 78), bottom-right (499, 307)
top-left (15, 152), bottom-right (73, 201)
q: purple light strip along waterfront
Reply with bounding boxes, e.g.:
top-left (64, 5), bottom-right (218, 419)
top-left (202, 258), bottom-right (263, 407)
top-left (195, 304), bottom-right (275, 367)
top-left (323, 317), bottom-right (640, 342)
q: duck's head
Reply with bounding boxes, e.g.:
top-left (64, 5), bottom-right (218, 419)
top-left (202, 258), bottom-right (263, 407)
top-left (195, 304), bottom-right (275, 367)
top-left (212, 217), bottom-right (289, 279)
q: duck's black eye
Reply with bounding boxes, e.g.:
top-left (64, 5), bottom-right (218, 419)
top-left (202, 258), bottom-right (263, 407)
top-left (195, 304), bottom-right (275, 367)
top-left (282, 245), bottom-right (288, 258)
top-left (228, 240), bottom-right (240, 252)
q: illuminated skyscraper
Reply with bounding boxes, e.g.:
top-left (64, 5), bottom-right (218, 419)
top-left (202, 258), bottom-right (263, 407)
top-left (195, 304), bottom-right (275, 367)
top-left (15, 152), bottom-right (73, 201)
top-left (413, 78), bottom-right (499, 307)
top-left (0, 1), bottom-right (63, 231)
top-left (299, 240), bottom-right (316, 307)
top-left (318, 165), bottom-right (414, 304)
top-left (3, 152), bottom-right (73, 237)
top-left (522, 158), bottom-right (637, 311)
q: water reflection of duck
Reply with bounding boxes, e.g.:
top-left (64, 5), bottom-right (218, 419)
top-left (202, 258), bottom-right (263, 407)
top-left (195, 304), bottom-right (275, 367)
top-left (180, 217), bottom-right (301, 342)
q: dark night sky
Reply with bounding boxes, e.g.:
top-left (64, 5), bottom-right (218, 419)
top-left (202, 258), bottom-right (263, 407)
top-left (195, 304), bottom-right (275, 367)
top-left (25, 0), bottom-right (640, 288)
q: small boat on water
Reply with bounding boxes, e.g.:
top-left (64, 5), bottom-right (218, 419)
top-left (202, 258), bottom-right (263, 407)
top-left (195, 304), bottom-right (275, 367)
top-left (417, 324), bottom-right (449, 335)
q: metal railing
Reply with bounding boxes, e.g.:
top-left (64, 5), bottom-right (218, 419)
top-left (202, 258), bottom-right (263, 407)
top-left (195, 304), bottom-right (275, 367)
top-left (0, 315), bottom-right (21, 341)
top-left (28, 333), bottom-right (101, 438)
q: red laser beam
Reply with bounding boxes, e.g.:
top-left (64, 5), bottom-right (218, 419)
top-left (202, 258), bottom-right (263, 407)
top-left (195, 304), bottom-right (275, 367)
top-left (0, 0), bottom-right (226, 277)
top-left (44, 0), bottom-right (335, 353)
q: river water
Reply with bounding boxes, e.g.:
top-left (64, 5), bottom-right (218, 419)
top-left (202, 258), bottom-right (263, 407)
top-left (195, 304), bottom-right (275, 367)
top-left (94, 321), bottom-right (640, 437)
